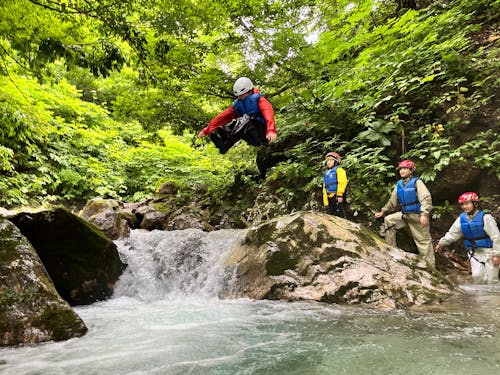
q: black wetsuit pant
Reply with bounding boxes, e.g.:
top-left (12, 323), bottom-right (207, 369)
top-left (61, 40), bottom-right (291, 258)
top-left (326, 194), bottom-right (347, 219)
top-left (210, 119), bottom-right (267, 154)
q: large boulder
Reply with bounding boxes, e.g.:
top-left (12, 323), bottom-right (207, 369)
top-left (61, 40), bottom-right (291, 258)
top-left (79, 198), bottom-right (122, 220)
top-left (87, 209), bottom-right (130, 240)
top-left (10, 208), bottom-right (125, 306)
top-left (0, 219), bottom-right (87, 346)
top-left (224, 212), bottom-right (456, 309)
top-left (80, 198), bottom-right (130, 239)
top-left (165, 206), bottom-right (214, 231)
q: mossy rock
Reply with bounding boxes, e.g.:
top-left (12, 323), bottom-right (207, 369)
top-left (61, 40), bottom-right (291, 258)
top-left (0, 219), bottom-right (87, 346)
top-left (224, 211), bottom-right (457, 309)
top-left (10, 208), bottom-right (125, 306)
top-left (79, 198), bottom-right (121, 220)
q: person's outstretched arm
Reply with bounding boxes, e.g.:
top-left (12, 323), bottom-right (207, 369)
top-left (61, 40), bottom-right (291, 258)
top-left (198, 106), bottom-right (238, 138)
top-left (435, 217), bottom-right (462, 251)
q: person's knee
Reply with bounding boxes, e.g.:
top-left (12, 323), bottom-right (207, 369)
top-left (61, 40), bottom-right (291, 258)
top-left (243, 121), bottom-right (266, 146)
top-left (384, 216), bottom-right (395, 227)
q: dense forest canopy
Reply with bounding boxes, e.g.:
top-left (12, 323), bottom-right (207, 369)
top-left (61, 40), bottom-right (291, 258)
top-left (0, 0), bottom-right (498, 215)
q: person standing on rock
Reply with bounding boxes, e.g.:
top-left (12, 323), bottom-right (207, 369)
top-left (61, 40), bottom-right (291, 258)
top-left (374, 159), bottom-right (435, 266)
top-left (435, 192), bottom-right (500, 284)
top-left (322, 151), bottom-right (348, 218)
top-left (197, 77), bottom-right (277, 154)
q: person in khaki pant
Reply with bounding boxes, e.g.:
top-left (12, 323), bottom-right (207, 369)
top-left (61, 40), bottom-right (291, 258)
top-left (374, 160), bottom-right (435, 267)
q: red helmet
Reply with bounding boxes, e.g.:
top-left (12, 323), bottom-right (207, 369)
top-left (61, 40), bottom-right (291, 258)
top-left (458, 192), bottom-right (479, 204)
top-left (397, 159), bottom-right (415, 171)
top-left (325, 152), bottom-right (341, 163)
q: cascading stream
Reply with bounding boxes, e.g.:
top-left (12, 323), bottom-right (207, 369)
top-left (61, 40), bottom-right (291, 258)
top-left (113, 228), bottom-right (246, 301)
top-left (1, 228), bottom-right (499, 375)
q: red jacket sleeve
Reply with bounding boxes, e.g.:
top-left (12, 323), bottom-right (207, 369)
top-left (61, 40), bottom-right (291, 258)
top-left (258, 97), bottom-right (276, 136)
top-left (200, 106), bottom-right (238, 136)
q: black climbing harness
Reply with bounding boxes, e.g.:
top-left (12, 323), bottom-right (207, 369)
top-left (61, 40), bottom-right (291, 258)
top-left (467, 245), bottom-right (486, 266)
top-left (225, 114), bottom-right (252, 136)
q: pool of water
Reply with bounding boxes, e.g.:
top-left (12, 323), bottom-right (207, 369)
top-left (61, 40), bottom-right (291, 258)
top-left (1, 229), bottom-right (498, 375)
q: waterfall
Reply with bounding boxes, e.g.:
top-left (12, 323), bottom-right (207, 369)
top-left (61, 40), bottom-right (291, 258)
top-left (2, 231), bottom-right (500, 374)
top-left (113, 228), bottom-right (246, 301)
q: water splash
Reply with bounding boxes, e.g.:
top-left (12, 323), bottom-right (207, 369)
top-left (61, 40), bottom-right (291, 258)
top-left (1, 228), bottom-right (500, 374)
top-left (113, 228), bottom-right (246, 301)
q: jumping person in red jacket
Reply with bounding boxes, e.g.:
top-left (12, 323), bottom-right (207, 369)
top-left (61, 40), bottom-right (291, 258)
top-left (197, 77), bottom-right (277, 154)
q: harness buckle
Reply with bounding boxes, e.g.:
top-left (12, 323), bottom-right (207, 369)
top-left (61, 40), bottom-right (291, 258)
top-left (230, 114), bottom-right (252, 136)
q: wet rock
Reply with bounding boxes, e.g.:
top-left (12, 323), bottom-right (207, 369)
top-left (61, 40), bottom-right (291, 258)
top-left (79, 198), bottom-right (129, 239)
top-left (118, 208), bottom-right (140, 229)
top-left (87, 210), bottom-right (130, 240)
top-left (78, 188), bottom-right (248, 234)
top-left (0, 219), bottom-right (87, 346)
top-left (79, 198), bottom-right (121, 221)
top-left (165, 206), bottom-right (214, 231)
top-left (10, 208), bottom-right (125, 306)
top-left (156, 181), bottom-right (180, 196)
top-left (140, 210), bottom-right (169, 230)
top-left (0, 207), bottom-right (15, 218)
top-left (224, 211), bottom-right (456, 309)
top-left (244, 190), bottom-right (289, 226)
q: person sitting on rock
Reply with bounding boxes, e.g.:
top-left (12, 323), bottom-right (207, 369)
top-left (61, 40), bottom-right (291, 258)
top-left (322, 151), bottom-right (348, 218)
top-left (374, 159), bottom-right (435, 267)
top-left (435, 192), bottom-right (500, 284)
top-left (197, 77), bottom-right (277, 154)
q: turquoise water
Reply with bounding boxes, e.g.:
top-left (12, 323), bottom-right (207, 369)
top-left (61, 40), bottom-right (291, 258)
top-left (1, 229), bottom-right (498, 374)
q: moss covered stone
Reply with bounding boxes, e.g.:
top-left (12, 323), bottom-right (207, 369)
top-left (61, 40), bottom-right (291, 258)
top-left (32, 308), bottom-right (87, 341)
top-left (225, 211), bottom-right (457, 309)
top-left (10, 208), bottom-right (125, 306)
top-left (152, 201), bottom-right (172, 214)
top-left (0, 219), bottom-right (87, 346)
top-left (266, 250), bottom-right (298, 276)
top-left (355, 226), bottom-right (379, 248)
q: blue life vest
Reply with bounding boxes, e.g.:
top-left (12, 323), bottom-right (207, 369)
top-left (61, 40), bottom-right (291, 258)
top-left (396, 177), bottom-right (421, 213)
top-left (233, 93), bottom-right (265, 125)
top-left (460, 211), bottom-right (493, 250)
top-left (324, 166), bottom-right (339, 193)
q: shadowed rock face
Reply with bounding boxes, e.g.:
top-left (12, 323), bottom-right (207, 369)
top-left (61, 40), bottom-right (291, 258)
top-left (224, 212), bottom-right (456, 309)
top-left (0, 219), bottom-right (87, 346)
top-left (10, 208), bottom-right (125, 306)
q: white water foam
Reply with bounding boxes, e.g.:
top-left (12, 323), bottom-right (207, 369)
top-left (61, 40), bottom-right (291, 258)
top-left (1, 229), bottom-right (499, 374)
top-left (113, 228), bottom-right (246, 301)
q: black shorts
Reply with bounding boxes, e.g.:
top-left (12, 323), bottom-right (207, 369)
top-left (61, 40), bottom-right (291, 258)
top-left (210, 119), bottom-right (267, 154)
top-left (326, 194), bottom-right (347, 219)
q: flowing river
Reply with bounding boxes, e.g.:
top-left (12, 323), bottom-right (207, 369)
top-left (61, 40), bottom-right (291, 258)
top-left (1, 229), bottom-right (499, 374)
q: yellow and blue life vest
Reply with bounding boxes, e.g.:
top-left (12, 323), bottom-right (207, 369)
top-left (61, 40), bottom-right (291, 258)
top-left (324, 166), bottom-right (339, 193)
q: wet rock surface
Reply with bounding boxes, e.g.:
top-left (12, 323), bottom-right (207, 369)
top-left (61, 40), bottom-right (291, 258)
top-left (224, 212), bottom-right (457, 309)
top-left (0, 219), bottom-right (87, 346)
top-left (10, 208), bottom-right (125, 306)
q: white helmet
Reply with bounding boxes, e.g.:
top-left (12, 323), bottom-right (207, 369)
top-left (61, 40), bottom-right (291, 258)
top-left (233, 77), bottom-right (253, 96)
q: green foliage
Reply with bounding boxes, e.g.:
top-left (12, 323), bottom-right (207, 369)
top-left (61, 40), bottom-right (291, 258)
top-left (0, 0), bottom-right (127, 77)
top-left (260, 0), bottom-right (499, 214)
top-left (458, 130), bottom-right (500, 177)
top-left (431, 200), bottom-right (457, 221)
top-left (341, 145), bottom-right (396, 215)
top-left (0, 146), bottom-right (14, 172)
top-left (354, 115), bottom-right (397, 147)
top-left (0, 0), bottom-right (497, 215)
top-left (403, 123), bottom-right (461, 182)
top-left (0, 69), bottom-right (245, 207)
